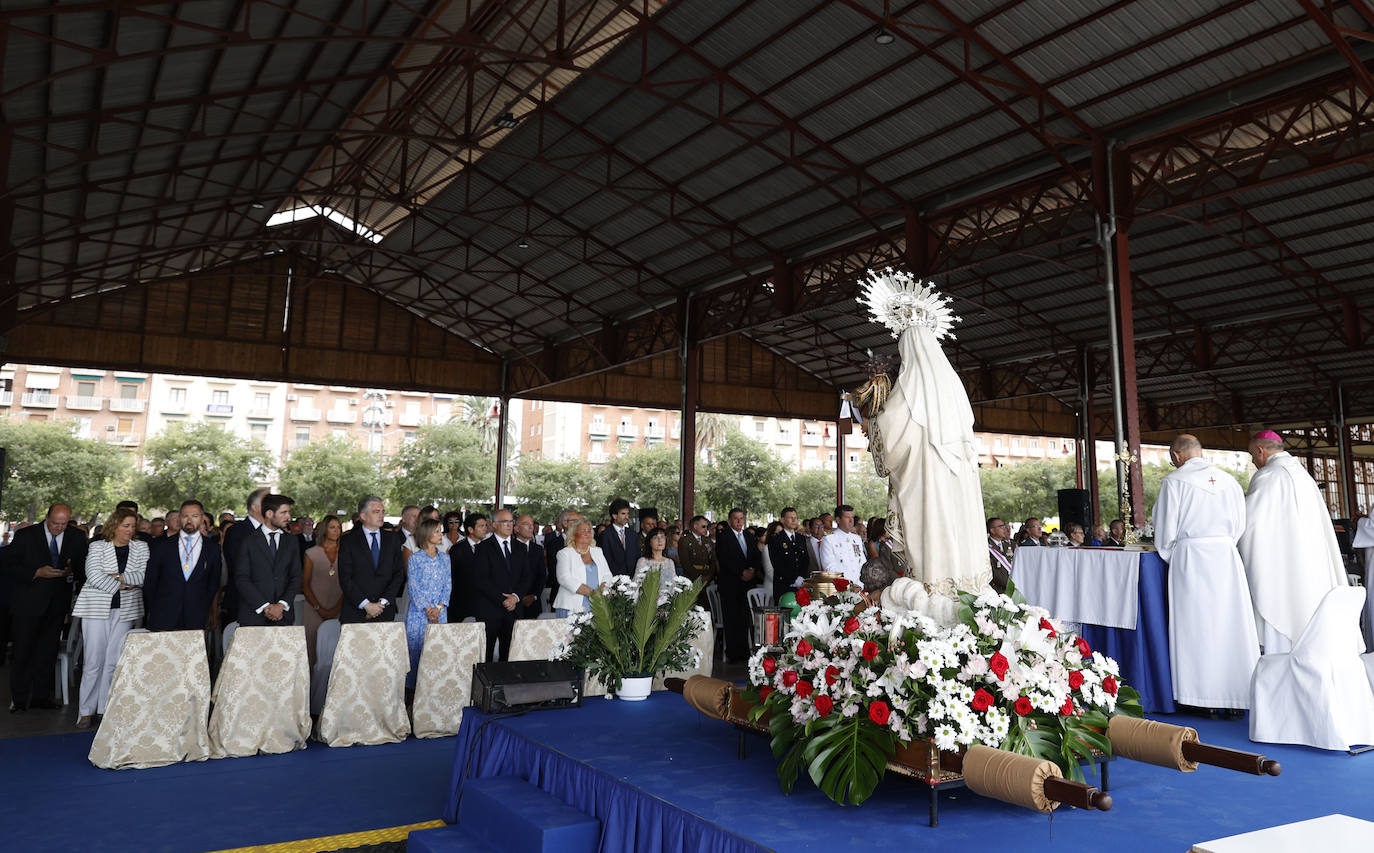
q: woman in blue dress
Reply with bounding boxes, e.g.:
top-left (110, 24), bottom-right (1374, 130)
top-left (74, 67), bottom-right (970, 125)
top-left (405, 517), bottom-right (451, 689)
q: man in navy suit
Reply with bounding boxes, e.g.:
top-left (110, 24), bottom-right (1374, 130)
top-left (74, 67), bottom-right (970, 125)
top-left (233, 494), bottom-right (301, 627)
top-left (144, 500), bottom-right (222, 631)
top-left (448, 512), bottom-right (487, 622)
top-left (598, 498), bottom-right (639, 576)
top-left (337, 496), bottom-right (404, 624)
top-left (715, 507), bottom-right (761, 664)
top-left (220, 487), bottom-right (269, 627)
top-left (513, 514), bottom-right (545, 619)
top-left (473, 509), bottom-right (525, 661)
top-left (5, 503), bottom-right (87, 711)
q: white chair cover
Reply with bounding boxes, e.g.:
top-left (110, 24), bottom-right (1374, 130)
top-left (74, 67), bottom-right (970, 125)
top-left (209, 626), bottom-right (311, 758)
top-left (316, 622), bottom-right (411, 747)
top-left (1250, 587), bottom-right (1374, 751)
top-left (310, 618), bottom-right (342, 716)
top-left (89, 630), bottom-right (212, 769)
top-left (411, 622), bottom-right (487, 739)
top-left (506, 617), bottom-right (608, 697)
top-left (654, 614), bottom-right (715, 690)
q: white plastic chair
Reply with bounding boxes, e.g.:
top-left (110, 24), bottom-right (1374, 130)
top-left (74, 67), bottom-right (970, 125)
top-left (54, 619), bottom-right (82, 706)
top-left (311, 618), bottom-right (342, 716)
top-left (747, 587), bottom-right (772, 609)
top-left (1250, 586), bottom-right (1374, 751)
top-left (704, 583), bottom-right (725, 631)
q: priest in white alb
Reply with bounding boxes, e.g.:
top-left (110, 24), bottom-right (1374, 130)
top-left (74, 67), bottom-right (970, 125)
top-left (1151, 434), bottom-right (1258, 709)
top-left (1237, 430), bottom-right (1348, 654)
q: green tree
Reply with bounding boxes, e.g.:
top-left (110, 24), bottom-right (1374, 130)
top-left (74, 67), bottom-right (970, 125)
top-left (510, 455), bottom-right (606, 523)
top-left (0, 419), bottom-right (132, 522)
top-left (694, 412), bottom-right (737, 463)
top-left (696, 429), bottom-right (789, 520)
top-left (279, 435), bottom-right (386, 519)
top-left (787, 469), bottom-right (839, 519)
top-left (137, 421), bottom-right (273, 516)
top-left (388, 420), bottom-right (493, 510)
top-left (978, 458), bottom-right (1078, 525)
top-left (453, 395), bottom-right (516, 459)
top-left (846, 459), bottom-right (889, 522)
top-left (604, 445), bottom-right (682, 521)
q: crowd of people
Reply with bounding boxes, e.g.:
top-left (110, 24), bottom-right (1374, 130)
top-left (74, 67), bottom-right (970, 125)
top-left (0, 486), bottom-right (893, 727)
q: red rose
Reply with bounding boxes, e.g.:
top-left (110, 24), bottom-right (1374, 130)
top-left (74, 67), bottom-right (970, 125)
top-left (796, 680), bottom-right (814, 699)
top-left (1060, 697), bottom-right (1075, 716)
top-left (971, 689), bottom-right (994, 712)
top-left (1068, 670), bottom-right (1084, 690)
top-left (834, 578), bottom-right (849, 592)
top-left (795, 588), bottom-right (811, 606)
top-left (861, 641), bottom-right (879, 661)
top-left (1075, 637), bottom-right (1091, 658)
top-left (782, 670), bottom-right (799, 688)
top-left (825, 665), bottom-right (839, 686)
top-left (815, 694), bottom-right (834, 717)
top-left (868, 701), bottom-right (891, 726)
top-left (989, 652), bottom-right (1010, 680)
top-left (1014, 696), bottom-right (1034, 716)
top-left (843, 617), bottom-right (860, 635)
top-left (796, 639), bottom-right (813, 657)
top-left (758, 686), bottom-right (773, 701)
top-left (1039, 617), bottom-right (1057, 638)
top-left (761, 656), bottom-right (777, 675)
top-left (1103, 676), bottom-right (1118, 697)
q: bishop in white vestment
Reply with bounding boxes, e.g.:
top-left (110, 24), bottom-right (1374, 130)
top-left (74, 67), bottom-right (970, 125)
top-left (1237, 430), bottom-right (1348, 654)
top-left (1151, 435), bottom-right (1258, 709)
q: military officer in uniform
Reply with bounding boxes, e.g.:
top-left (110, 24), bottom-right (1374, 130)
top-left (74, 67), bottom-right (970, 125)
top-left (678, 515), bottom-right (718, 602)
top-left (767, 506), bottom-right (810, 601)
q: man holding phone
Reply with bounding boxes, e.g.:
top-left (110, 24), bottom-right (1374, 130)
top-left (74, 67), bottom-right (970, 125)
top-left (5, 503), bottom-right (87, 712)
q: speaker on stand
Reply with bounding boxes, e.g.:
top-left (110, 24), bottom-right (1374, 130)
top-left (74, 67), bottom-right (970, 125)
top-left (1057, 488), bottom-right (1093, 532)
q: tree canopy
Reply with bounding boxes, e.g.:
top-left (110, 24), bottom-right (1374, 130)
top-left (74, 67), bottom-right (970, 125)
top-left (137, 421), bottom-right (273, 516)
top-left (0, 419), bottom-right (132, 522)
top-left (696, 429), bottom-right (790, 520)
top-left (603, 445), bottom-right (682, 521)
top-left (510, 455), bottom-right (606, 523)
top-left (387, 420), bottom-right (493, 510)
top-left (279, 435), bottom-right (386, 519)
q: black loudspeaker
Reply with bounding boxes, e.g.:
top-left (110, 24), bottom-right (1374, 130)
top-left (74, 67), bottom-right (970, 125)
top-left (1057, 488), bottom-right (1093, 531)
top-left (471, 659), bottom-right (583, 714)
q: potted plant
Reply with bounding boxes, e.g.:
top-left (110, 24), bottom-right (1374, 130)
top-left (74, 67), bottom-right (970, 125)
top-left (556, 568), bottom-right (706, 700)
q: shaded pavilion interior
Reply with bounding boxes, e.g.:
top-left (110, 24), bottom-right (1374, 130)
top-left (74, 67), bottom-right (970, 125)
top-left (3, 0), bottom-right (1374, 520)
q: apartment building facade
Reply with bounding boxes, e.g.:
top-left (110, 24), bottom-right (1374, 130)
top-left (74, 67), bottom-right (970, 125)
top-left (0, 364), bottom-right (150, 453)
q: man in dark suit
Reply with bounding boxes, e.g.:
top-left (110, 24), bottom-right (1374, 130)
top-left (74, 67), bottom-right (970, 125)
top-left (715, 507), bottom-right (761, 664)
top-left (5, 503), bottom-right (87, 711)
top-left (337, 496), bottom-right (405, 624)
top-left (145, 500), bottom-right (223, 631)
top-left (473, 509), bottom-right (524, 661)
top-left (767, 506), bottom-right (811, 602)
top-left (513, 514), bottom-right (545, 619)
top-left (448, 512), bottom-right (487, 622)
top-left (233, 494), bottom-right (301, 627)
top-left (221, 487), bottom-right (270, 627)
top-left (598, 498), bottom-right (639, 576)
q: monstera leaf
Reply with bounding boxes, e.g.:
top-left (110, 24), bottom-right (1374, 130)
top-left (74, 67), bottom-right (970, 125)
top-left (801, 713), bottom-right (898, 806)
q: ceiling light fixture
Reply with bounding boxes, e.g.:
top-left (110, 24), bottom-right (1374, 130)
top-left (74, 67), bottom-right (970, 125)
top-left (322, 266), bottom-right (339, 274)
top-left (873, 27), bottom-right (895, 45)
top-left (251, 201), bottom-right (266, 209)
top-left (494, 112), bottom-right (520, 129)
top-left (517, 237), bottom-right (530, 249)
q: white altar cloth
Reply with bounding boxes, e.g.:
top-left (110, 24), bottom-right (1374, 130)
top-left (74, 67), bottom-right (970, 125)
top-left (1013, 547), bottom-right (1141, 630)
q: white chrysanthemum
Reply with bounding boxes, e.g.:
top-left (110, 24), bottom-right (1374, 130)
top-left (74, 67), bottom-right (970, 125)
top-left (861, 268), bottom-right (961, 340)
top-left (933, 724), bottom-right (959, 751)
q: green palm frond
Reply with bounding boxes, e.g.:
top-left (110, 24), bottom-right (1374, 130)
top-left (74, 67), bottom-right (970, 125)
top-left (588, 592), bottom-right (626, 671)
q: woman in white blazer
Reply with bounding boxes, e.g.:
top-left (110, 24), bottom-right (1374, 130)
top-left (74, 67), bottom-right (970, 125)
top-left (553, 518), bottom-right (612, 617)
top-left (72, 507), bottom-right (149, 727)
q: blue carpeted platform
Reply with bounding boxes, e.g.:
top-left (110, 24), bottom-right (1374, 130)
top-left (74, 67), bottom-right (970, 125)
top-left (446, 692), bottom-right (1374, 853)
top-left (0, 731), bottom-right (455, 853)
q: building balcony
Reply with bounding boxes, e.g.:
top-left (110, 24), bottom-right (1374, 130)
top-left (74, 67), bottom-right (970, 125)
top-left (617, 424), bottom-right (638, 438)
top-left (588, 451), bottom-right (610, 464)
top-left (110, 433), bottom-right (140, 446)
top-left (0, 391), bottom-right (12, 407)
top-left (326, 410), bottom-right (358, 424)
top-left (205, 404), bottom-right (234, 417)
top-left (589, 422), bottom-right (610, 438)
top-left (247, 407), bottom-right (272, 419)
top-left (290, 407), bottom-right (322, 421)
top-left (109, 398), bottom-right (146, 413)
top-left (21, 392), bottom-right (59, 408)
top-left (65, 395), bottom-right (105, 411)
top-left (802, 433), bottom-right (822, 446)
top-left (399, 412), bottom-right (425, 427)
top-left (645, 425), bottom-right (665, 438)
top-left (162, 402), bottom-right (189, 415)
top-left (361, 411), bottom-right (393, 427)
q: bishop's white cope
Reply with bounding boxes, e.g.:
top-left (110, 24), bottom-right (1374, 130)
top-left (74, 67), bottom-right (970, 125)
top-left (1151, 458), bottom-right (1258, 708)
top-left (1237, 451), bottom-right (1348, 654)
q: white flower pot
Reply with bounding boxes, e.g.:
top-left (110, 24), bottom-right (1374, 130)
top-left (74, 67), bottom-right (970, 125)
top-left (616, 675), bottom-right (653, 701)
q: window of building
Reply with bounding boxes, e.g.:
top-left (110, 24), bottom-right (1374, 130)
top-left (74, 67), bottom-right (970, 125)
top-left (254, 392), bottom-right (270, 411)
top-left (435, 403), bottom-right (452, 421)
top-left (592, 413), bottom-right (604, 424)
top-left (1029, 439), bottom-right (1039, 450)
top-left (76, 381), bottom-right (96, 398)
top-left (299, 394), bottom-right (314, 410)
top-left (295, 428), bottom-right (310, 448)
top-left (250, 423), bottom-right (269, 442)
top-left (333, 397), bottom-right (350, 411)
top-left (116, 416), bottom-right (134, 436)
top-left (212, 390), bottom-right (229, 405)
top-left (403, 431), bottom-right (417, 442)
top-left (169, 387), bottom-right (187, 406)
top-left (755, 421), bottom-right (765, 434)
top-left (405, 401), bottom-right (420, 416)
top-left (332, 428), bottom-right (346, 439)
top-left (119, 383), bottom-right (138, 400)
top-left (1012, 438), bottom-right (1022, 449)
top-left (74, 417), bottom-right (92, 438)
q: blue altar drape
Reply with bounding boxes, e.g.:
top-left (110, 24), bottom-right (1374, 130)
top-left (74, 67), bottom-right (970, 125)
top-left (1079, 552), bottom-right (1175, 713)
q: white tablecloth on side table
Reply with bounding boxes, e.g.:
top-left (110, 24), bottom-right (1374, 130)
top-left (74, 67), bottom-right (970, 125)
top-left (1013, 547), bottom-right (1141, 630)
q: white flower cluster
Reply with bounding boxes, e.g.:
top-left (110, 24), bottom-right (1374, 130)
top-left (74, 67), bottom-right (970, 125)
top-left (861, 268), bottom-right (961, 341)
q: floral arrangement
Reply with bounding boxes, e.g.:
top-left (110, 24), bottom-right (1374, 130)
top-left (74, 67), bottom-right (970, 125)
top-left (555, 568), bottom-right (706, 692)
top-left (744, 580), bottom-right (1142, 806)
top-left (861, 268), bottom-right (961, 341)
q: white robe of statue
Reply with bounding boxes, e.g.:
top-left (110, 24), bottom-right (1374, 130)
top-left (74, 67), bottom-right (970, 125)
top-left (1151, 458), bottom-right (1258, 708)
top-left (867, 285), bottom-right (988, 626)
top-left (1237, 451), bottom-right (1348, 653)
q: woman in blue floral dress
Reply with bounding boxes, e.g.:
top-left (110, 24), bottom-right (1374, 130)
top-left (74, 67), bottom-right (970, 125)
top-left (405, 517), bottom-right (451, 689)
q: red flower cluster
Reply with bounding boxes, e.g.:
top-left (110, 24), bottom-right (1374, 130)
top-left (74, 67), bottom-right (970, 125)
top-left (824, 665), bottom-right (839, 686)
top-left (758, 686), bottom-right (773, 701)
top-left (795, 588), bottom-right (811, 607)
top-left (861, 641), bottom-right (879, 661)
top-left (1014, 697), bottom-right (1034, 716)
top-left (1068, 670), bottom-right (1084, 690)
top-left (868, 701), bottom-right (890, 726)
top-left (796, 680), bottom-right (814, 699)
top-left (1103, 676), bottom-right (1119, 697)
top-left (815, 694), bottom-right (834, 717)
top-left (1060, 697), bottom-right (1075, 716)
top-left (1075, 637), bottom-right (1092, 658)
top-left (782, 670), bottom-right (799, 687)
top-left (843, 617), bottom-right (860, 635)
top-left (796, 639), bottom-right (813, 657)
top-left (833, 578), bottom-right (850, 592)
top-left (761, 657), bottom-right (777, 675)
top-left (971, 689), bottom-right (994, 712)
top-left (989, 652), bottom-right (1010, 680)
top-left (1039, 617), bottom-right (1057, 638)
